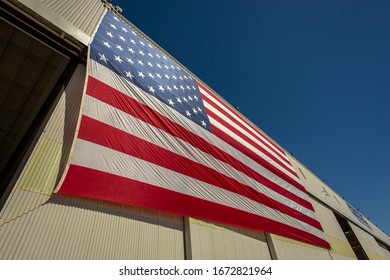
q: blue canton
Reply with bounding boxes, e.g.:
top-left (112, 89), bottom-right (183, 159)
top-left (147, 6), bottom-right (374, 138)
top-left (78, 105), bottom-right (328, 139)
top-left (90, 11), bottom-right (211, 131)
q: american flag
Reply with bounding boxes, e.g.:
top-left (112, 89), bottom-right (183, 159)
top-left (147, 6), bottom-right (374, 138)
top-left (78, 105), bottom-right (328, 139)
top-left (58, 11), bottom-right (329, 248)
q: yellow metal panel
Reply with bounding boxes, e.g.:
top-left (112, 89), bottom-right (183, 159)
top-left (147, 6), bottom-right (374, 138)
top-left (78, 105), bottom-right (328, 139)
top-left (18, 138), bottom-right (62, 194)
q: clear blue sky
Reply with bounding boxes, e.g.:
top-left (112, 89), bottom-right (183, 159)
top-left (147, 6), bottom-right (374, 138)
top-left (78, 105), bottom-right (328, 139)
top-left (114, 0), bottom-right (390, 235)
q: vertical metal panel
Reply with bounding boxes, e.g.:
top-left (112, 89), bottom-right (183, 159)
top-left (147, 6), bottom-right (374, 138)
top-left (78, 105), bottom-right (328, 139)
top-left (0, 193), bottom-right (184, 259)
top-left (310, 198), bottom-right (356, 259)
top-left (188, 218), bottom-right (271, 260)
top-left (269, 234), bottom-right (332, 260)
top-left (349, 222), bottom-right (390, 260)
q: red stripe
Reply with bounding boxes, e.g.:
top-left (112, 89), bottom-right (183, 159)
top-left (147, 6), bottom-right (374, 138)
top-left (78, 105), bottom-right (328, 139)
top-left (205, 107), bottom-right (298, 178)
top-left (86, 76), bottom-right (307, 197)
top-left (78, 115), bottom-right (320, 229)
top-left (198, 82), bottom-right (287, 156)
top-left (59, 165), bottom-right (330, 248)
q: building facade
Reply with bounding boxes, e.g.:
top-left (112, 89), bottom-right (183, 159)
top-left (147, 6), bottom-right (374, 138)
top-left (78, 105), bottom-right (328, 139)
top-left (0, 0), bottom-right (389, 260)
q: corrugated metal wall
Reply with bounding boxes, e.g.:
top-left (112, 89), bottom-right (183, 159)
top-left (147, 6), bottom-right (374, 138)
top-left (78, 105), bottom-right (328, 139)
top-left (349, 222), bottom-right (390, 260)
top-left (187, 218), bottom-right (271, 260)
top-left (14, 0), bottom-right (106, 44)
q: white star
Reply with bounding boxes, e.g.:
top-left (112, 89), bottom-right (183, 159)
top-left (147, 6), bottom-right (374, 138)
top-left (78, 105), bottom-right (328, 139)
top-left (114, 55), bottom-right (123, 63)
top-left (156, 53), bottom-right (161, 58)
top-left (172, 75), bottom-right (177, 80)
top-left (188, 96), bottom-right (193, 101)
top-left (127, 57), bottom-right (134, 64)
top-left (164, 65), bottom-right (170, 70)
top-left (148, 53), bottom-right (154, 58)
top-left (139, 50), bottom-right (145, 56)
top-left (148, 72), bottom-right (154, 78)
top-left (173, 85), bottom-right (178, 90)
top-left (158, 85), bottom-right (165, 92)
top-left (193, 95), bottom-right (198, 100)
top-left (168, 99), bottom-right (175, 106)
top-left (130, 39), bottom-right (136, 45)
top-left (148, 43), bottom-right (154, 49)
top-left (186, 86), bottom-right (191, 90)
top-left (201, 120), bottom-right (207, 127)
top-left (147, 62), bottom-right (154, 68)
top-left (156, 73), bottom-right (162, 79)
top-left (197, 107), bottom-right (202, 112)
top-left (192, 108), bottom-right (198, 114)
top-left (122, 27), bottom-right (128, 33)
top-left (128, 48), bottom-right (135, 54)
top-left (119, 35), bottom-right (126, 42)
top-left (180, 85), bottom-right (185, 91)
top-left (103, 41), bottom-right (111, 48)
top-left (98, 53), bottom-right (108, 63)
top-left (137, 71), bottom-right (145, 79)
top-left (113, 16), bottom-right (119, 21)
top-left (184, 75), bottom-right (188, 80)
top-left (179, 76), bottom-right (183, 80)
top-left (106, 31), bottom-right (114, 38)
top-left (156, 63), bottom-right (162, 69)
top-left (186, 110), bottom-right (192, 117)
top-left (125, 70), bottom-right (133, 79)
top-left (149, 86), bottom-right (156, 94)
top-left (166, 85), bottom-right (172, 91)
top-left (192, 86), bottom-right (196, 90)
top-left (140, 41), bottom-right (145, 46)
top-left (176, 97), bottom-right (182, 104)
top-left (164, 74), bottom-right (170, 80)
top-left (110, 24), bottom-right (117, 29)
top-left (137, 59), bottom-right (144, 66)
top-left (170, 65), bottom-right (175, 69)
top-left (163, 55), bottom-right (168, 60)
top-left (183, 97), bottom-right (188, 102)
top-left (189, 76), bottom-right (193, 80)
top-left (132, 30), bottom-right (137, 36)
top-left (116, 44), bottom-right (124, 51)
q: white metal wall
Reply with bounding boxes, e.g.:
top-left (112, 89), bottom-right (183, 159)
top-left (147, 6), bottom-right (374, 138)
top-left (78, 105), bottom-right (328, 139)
top-left (187, 218), bottom-right (271, 260)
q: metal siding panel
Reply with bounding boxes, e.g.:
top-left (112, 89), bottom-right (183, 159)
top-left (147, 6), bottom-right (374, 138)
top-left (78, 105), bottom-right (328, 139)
top-left (40, 0), bottom-right (106, 36)
top-left (15, 0), bottom-right (106, 44)
top-left (310, 198), bottom-right (356, 259)
top-left (0, 194), bottom-right (184, 259)
top-left (188, 218), bottom-right (270, 260)
top-left (270, 234), bottom-right (332, 260)
top-left (349, 222), bottom-right (390, 260)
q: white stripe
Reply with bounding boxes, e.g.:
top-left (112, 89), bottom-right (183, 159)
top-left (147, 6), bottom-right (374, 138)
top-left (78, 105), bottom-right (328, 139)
top-left (88, 59), bottom-right (303, 190)
top-left (72, 139), bottom-right (327, 242)
top-left (204, 100), bottom-right (295, 173)
top-left (200, 86), bottom-right (289, 161)
top-left (209, 115), bottom-right (301, 185)
top-left (83, 95), bottom-right (314, 218)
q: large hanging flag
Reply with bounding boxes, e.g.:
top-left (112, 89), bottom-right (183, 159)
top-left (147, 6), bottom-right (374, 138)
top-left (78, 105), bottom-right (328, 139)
top-left (58, 11), bottom-right (330, 248)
